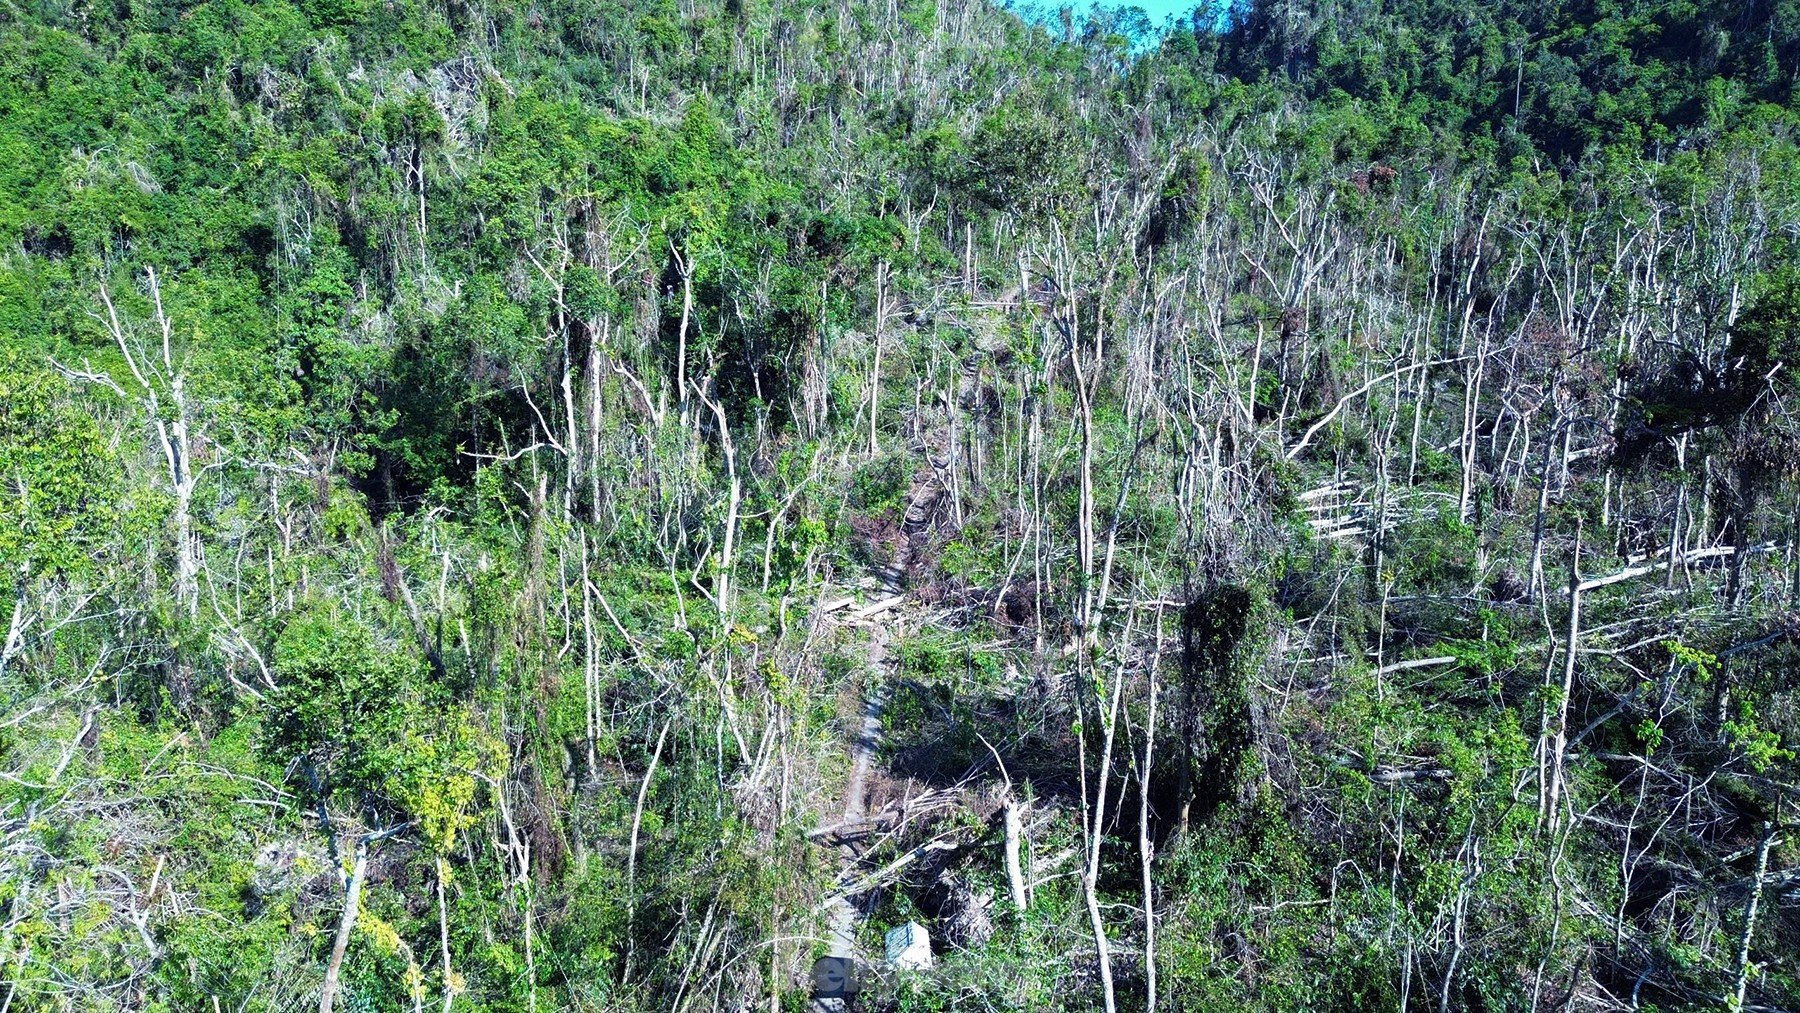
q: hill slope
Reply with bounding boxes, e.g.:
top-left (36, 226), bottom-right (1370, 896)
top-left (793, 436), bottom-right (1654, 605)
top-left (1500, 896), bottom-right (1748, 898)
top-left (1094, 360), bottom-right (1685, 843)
top-left (1, 0), bottom-right (1798, 1010)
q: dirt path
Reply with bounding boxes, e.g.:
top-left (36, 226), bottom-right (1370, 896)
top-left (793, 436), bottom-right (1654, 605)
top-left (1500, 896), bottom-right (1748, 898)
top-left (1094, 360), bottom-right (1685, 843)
top-left (813, 608), bottom-right (899, 1011)
top-left (815, 459), bottom-right (939, 1006)
top-left (824, 625), bottom-right (885, 953)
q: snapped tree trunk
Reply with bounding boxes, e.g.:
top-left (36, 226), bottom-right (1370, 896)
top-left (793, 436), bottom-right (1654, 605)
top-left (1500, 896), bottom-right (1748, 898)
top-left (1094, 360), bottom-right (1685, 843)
top-left (1543, 526), bottom-right (1582, 831)
top-left (319, 839), bottom-right (370, 1013)
top-left (1730, 823), bottom-right (1777, 1011)
top-left (1139, 618), bottom-right (1163, 1013)
top-left (1004, 800), bottom-right (1028, 912)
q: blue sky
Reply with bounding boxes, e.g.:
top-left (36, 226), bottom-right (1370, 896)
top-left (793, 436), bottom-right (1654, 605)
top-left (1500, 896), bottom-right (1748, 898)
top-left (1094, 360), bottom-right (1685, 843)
top-left (1002, 0), bottom-right (1215, 36)
top-left (1075, 0), bottom-right (1201, 22)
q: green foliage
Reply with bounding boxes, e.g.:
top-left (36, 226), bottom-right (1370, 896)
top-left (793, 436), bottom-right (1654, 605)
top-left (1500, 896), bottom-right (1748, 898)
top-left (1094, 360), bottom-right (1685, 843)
top-left (385, 714), bottom-right (504, 854)
top-left (914, 96), bottom-right (1080, 220)
top-left (849, 454), bottom-right (912, 516)
top-left (1209, 0), bottom-right (1800, 160)
top-left (1175, 584), bottom-right (1270, 821)
top-left (263, 603), bottom-right (428, 799)
top-left (1390, 508), bottom-right (1480, 591)
top-left (1, 0), bottom-right (1798, 1009)
top-left (0, 350), bottom-right (118, 576)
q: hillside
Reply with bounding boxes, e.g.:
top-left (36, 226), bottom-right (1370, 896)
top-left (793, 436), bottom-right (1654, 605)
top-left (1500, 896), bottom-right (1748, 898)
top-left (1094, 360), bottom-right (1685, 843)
top-left (1, 0), bottom-right (1798, 1010)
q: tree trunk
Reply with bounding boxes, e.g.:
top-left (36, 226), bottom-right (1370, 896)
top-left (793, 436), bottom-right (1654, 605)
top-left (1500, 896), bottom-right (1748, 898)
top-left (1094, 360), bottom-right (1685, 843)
top-left (1544, 526), bottom-right (1582, 831)
top-left (1139, 619), bottom-right (1163, 1013)
top-left (437, 858), bottom-right (455, 1013)
top-left (319, 839), bottom-right (370, 1013)
top-left (1730, 823), bottom-right (1777, 1011)
top-left (1004, 800), bottom-right (1028, 912)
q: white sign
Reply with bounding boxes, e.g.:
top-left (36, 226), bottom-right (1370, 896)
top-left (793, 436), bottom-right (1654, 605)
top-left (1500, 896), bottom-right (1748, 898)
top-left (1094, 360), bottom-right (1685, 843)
top-left (884, 921), bottom-right (932, 970)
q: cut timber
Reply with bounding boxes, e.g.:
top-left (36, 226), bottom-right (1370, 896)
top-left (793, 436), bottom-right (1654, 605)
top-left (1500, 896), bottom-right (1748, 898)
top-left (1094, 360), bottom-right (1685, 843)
top-left (806, 787), bottom-right (961, 843)
top-left (1370, 766), bottom-right (1453, 783)
top-left (819, 838), bottom-right (962, 905)
top-left (1570, 543), bottom-right (1780, 593)
top-left (848, 595), bottom-right (905, 621)
top-left (1374, 656), bottom-right (1458, 676)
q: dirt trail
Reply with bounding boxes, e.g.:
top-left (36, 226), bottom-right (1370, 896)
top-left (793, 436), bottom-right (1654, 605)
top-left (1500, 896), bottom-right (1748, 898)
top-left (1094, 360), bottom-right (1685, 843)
top-left (824, 624), bottom-right (887, 956)
top-left (811, 606), bottom-right (902, 1013)
top-left (841, 628), bottom-right (888, 836)
top-left (815, 433), bottom-right (949, 1006)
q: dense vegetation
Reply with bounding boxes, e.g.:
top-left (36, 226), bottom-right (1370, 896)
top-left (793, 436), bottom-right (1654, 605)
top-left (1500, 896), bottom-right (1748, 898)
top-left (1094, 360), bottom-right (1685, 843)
top-left (1, 0), bottom-right (1798, 1009)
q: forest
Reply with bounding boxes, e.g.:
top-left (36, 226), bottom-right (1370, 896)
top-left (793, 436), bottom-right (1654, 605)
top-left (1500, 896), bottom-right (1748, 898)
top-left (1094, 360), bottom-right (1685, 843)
top-left (0, 0), bottom-right (1798, 1009)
